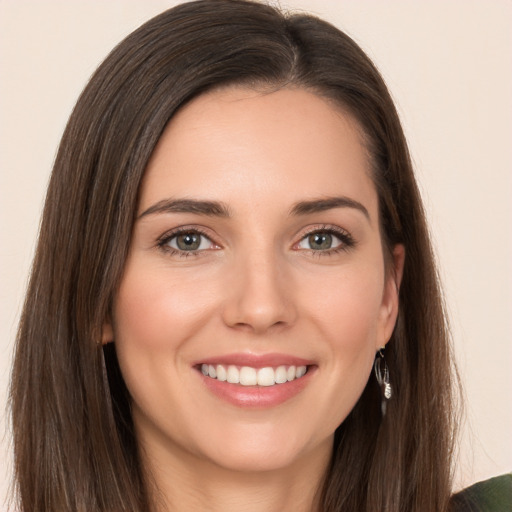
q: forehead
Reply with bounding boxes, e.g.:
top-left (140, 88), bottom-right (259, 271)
top-left (140, 86), bottom-right (377, 216)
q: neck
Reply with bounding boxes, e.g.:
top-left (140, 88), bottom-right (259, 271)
top-left (140, 435), bottom-right (332, 512)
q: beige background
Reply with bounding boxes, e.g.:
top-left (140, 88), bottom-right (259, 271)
top-left (1, 0), bottom-right (511, 505)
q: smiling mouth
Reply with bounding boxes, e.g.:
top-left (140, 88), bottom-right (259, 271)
top-left (200, 364), bottom-right (309, 387)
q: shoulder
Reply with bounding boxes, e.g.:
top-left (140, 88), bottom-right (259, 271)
top-left (450, 474), bottom-right (512, 511)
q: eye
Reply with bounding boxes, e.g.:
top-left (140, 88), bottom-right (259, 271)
top-left (298, 232), bottom-right (341, 251)
top-left (295, 227), bottom-right (354, 252)
top-left (159, 229), bottom-right (217, 253)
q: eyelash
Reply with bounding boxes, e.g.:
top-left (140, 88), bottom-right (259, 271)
top-left (296, 225), bottom-right (356, 256)
top-left (156, 224), bottom-right (356, 258)
top-left (157, 226), bottom-right (216, 258)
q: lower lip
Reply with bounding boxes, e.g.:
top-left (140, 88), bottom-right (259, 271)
top-left (199, 367), bottom-right (315, 408)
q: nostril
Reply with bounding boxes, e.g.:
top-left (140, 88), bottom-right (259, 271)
top-left (220, 263), bottom-right (297, 332)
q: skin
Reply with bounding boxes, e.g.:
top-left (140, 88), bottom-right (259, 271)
top-left (103, 87), bottom-right (404, 512)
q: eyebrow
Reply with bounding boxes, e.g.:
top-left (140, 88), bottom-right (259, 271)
top-left (138, 198), bottom-right (231, 219)
top-left (138, 195), bottom-right (370, 221)
top-left (290, 196), bottom-right (370, 220)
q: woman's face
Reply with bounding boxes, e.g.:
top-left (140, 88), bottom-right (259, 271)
top-left (104, 87), bottom-right (402, 474)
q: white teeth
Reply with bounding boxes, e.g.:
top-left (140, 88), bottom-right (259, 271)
top-left (296, 366), bottom-right (307, 378)
top-left (226, 365), bottom-right (240, 384)
top-left (216, 364), bottom-right (227, 381)
top-left (275, 365), bottom-right (288, 384)
top-left (257, 367), bottom-right (275, 386)
top-left (201, 363), bottom-right (308, 386)
top-left (239, 366), bottom-right (257, 385)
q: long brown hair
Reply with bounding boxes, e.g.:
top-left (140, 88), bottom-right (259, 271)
top-left (10, 1), bottom-right (459, 510)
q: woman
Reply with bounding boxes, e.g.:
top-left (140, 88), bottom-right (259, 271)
top-left (8, 1), bottom-right (510, 511)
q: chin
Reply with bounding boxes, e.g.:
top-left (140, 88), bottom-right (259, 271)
top-left (192, 425), bottom-right (333, 474)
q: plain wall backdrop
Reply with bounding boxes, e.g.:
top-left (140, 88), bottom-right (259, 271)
top-left (1, 0), bottom-right (511, 506)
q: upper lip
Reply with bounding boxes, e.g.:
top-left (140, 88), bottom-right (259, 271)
top-left (193, 352), bottom-right (315, 368)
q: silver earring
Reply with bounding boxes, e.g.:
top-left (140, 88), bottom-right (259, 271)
top-left (374, 348), bottom-right (392, 416)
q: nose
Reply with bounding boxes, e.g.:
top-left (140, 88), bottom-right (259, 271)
top-left (221, 249), bottom-right (297, 334)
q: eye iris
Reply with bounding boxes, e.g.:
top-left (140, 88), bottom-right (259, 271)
top-left (309, 232), bottom-right (332, 250)
top-left (176, 233), bottom-right (201, 251)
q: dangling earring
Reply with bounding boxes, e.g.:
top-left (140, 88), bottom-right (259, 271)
top-left (374, 348), bottom-right (392, 416)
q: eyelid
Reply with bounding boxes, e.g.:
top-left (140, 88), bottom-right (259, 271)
top-left (155, 223), bottom-right (355, 257)
top-left (156, 225), bottom-right (221, 255)
top-left (292, 224), bottom-right (356, 252)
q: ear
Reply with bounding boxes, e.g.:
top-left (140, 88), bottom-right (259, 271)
top-left (377, 244), bottom-right (405, 349)
top-left (101, 318), bottom-right (114, 345)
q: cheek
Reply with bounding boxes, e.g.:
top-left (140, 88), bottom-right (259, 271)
top-left (114, 262), bottom-right (217, 349)
top-left (298, 264), bottom-right (384, 421)
top-left (302, 263), bottom-right (385, 344)
top-left (111, 262), bottom-right (220, 403)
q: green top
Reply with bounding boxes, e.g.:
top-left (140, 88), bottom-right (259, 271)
top-left (450, 474), bottom-right (512, 511)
